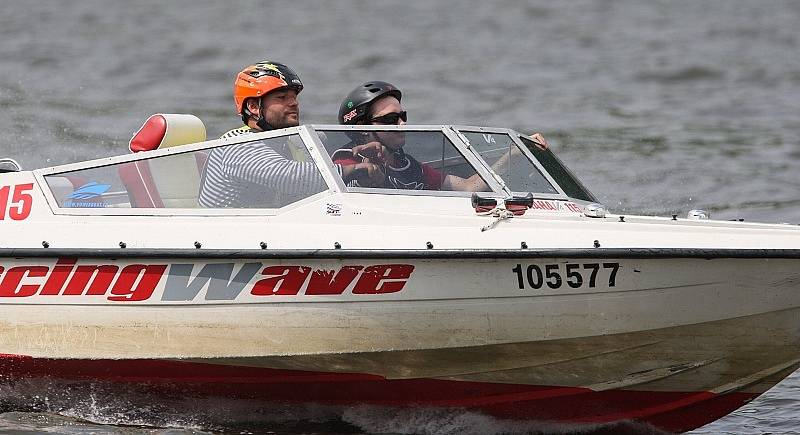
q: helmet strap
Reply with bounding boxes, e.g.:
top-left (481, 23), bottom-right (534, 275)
top-left (255, 116), bottom-right (273, 131)
top-left (245, 98), bottom-right (274, 131)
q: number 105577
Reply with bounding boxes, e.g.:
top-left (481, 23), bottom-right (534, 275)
top-left (511, 262), bottom-right (620, 290)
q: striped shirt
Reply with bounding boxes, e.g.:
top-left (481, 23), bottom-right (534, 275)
top-left (198, 126), bottom-right (339, 208)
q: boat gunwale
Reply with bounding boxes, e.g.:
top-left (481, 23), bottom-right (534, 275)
top-left (1, 248), bottom-right (800, 259)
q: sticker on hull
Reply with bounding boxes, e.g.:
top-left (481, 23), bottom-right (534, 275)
top-left (0, 259), bottom-right (415, 303)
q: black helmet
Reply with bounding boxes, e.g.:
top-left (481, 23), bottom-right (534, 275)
top-left (339, 81), bottom-right (402, 125)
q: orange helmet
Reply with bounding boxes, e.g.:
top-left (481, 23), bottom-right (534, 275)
top-left (233, 61), bottom-right (303, 117)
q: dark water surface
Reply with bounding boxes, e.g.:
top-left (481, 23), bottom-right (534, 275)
top-left (1, 0), bottom-right (799, 433)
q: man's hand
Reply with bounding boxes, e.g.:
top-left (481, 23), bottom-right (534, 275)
top-left (359, 162), bottom-right (385, 186)
top-left (342, 162), bottom-right (385, 187)
top-left (352, 141), bottom-right (386, 165)
top-left (530, 133), bottom-right (549, 150)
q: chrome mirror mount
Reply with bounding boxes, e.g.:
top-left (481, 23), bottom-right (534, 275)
top-left (583, 203), bottom-right (607, 218)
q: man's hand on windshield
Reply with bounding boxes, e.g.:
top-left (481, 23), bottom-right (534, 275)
top-left (342, 162), bottom-right (385, 187)
top-left (530, 133), bottom-right (549, 150)
top-left (352, 141), bottom-right (386, 165)
top-left (358, 162), bottom-right (384, 186)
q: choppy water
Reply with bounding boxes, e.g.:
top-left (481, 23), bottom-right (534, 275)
top-left (1, 0), bottom-right (799, 433)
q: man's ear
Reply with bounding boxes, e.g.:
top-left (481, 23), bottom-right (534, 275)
top-left (246, 98), bottom-right (261, 117)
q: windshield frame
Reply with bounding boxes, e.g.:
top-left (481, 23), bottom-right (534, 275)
top-left (451, 125), bottom-right (571, 200)
top-left (515, 133), bottom-right (598, 203)
top-left (35, 126), bottom-right (337, 216)
top-left (34, 124), bottom-right (597, 216)
top-left (309, 124), bottom-right (507, 198)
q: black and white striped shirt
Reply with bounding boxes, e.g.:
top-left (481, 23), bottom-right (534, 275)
top-left (198, 126), bottom-right (339, 208)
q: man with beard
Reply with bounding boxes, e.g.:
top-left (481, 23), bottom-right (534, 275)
top-left (199, 61), bottom-right (382, 208)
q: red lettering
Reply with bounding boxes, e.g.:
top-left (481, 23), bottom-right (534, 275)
top-left (40, 258), bottom-right (77, 295)
top-left (9, 183), bottom-right (34, 220)
top-left (306, 266), bottom-right (363, 295)
top-left (107, 264), bottom-right (166, 302)
top-left (532, 200), bottom-right (558, 211)
top-left (0, 184), bottom-right (34, 221)
top-left (63, 265), bottom-right (119, 295)
top-left (0, 186), bottom-right (7, 220)
top-left (343, 109), bottom-right (357, 123)
top-left (251, 266), bottom-right (311, 296)
top-left (0, 265), bottom-right (49, 297)
top-left (353, 264), bottom-right (415, 294)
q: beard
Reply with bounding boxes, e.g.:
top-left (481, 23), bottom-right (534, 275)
top-left (272, 116), bottom-right (299, 129)
top-left (264, 109), bottom-right (300, 130)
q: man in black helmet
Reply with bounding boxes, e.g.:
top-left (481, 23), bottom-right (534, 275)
top-left (333, 81), bottom-right (549, 191)
top-left (333, 81), bottom-right (476, 190)
top-left (199, 61), bottom-right (382, 208)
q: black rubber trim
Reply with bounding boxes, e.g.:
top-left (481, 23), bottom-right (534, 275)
top-left (1, 248), bottom-right (799, 259)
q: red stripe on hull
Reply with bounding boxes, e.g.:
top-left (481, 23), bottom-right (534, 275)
top-left (0, 355), bottom-right (756, 433)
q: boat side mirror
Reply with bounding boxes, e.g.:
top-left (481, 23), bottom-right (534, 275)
top-left (504, 193), bottom-right (534, 216)
top-left (471, 193), bottom-right (497, 213)
top-left (583, 203), bottom-right (607, 218)
top-left (0, 158), bottom-right (21, 173)
top-left (687, 209), bottom-right (709, 220)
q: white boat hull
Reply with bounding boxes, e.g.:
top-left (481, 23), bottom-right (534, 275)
top-left (1, 254), bottom-right (798, 432)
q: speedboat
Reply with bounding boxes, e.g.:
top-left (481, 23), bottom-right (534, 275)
top-left (0, 114), bottom-right (798, 433)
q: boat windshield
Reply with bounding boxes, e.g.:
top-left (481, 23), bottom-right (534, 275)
top-left (39, 124), bottom-right (597, 214)
top-left (319, 129), bottom-right (491, 193)
top-left (518, 135), bottom-right (597, 202)
top-left (43, 133), bottom-right (329, 209)
top-left (457, 131), bottom-right (559, 195)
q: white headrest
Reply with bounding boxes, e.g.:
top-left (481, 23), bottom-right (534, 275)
top-left (129, 114), bottom-right (207, 153)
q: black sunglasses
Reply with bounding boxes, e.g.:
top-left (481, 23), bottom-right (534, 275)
top-left (370, 111), bottom-right (407, 125)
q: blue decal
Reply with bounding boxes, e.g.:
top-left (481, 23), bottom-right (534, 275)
top-left (67, 182), bottom-right (111, 199)
top-left (64, 182), bottom-right (111, 208)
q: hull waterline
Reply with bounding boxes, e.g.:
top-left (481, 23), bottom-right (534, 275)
top-left (1, 310), bottom-right (797, 433)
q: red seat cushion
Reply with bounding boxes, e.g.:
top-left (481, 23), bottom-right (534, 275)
top-left (129, 115), bottom-right (168, 153)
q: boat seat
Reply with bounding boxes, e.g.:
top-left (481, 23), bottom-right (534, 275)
top-left (119, 114), bottom-right (207, 208)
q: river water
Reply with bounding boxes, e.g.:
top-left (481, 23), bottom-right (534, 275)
top-left (1, 0), bottom-right (798, 433)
